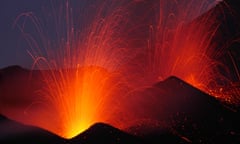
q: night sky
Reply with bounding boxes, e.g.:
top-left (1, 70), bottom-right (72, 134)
top-left (0, 0), bottom-right (46, 68)
top-left (0, 0), bottom-right (90, 68)
top-left (0, 0), bottom-right (218, 69)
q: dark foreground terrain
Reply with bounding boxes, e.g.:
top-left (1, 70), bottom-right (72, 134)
top-left (0, 65), bottom-right (240, 144)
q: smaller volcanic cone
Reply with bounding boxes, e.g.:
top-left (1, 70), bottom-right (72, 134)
top-left (124, 76), bottom-right (240, 143)
top-left (70, 123), bottom-right (143, 144)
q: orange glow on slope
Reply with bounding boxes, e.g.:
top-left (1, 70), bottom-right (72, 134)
top-left (142, 0), bottom-right (240, 105)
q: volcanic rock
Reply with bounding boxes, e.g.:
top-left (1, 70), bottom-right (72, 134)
top-left (69, 123), bottom-right (144, 144)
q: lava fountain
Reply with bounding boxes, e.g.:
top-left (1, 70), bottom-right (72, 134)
top-left (37, 66), bottom-right (129, 138)
top-left (13, 0), bottom-right (134, 138)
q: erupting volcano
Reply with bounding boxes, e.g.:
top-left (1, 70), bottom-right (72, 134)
top-left (0, 0), bottom-right (240, 143)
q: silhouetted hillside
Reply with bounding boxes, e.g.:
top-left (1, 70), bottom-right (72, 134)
top-left (70, 123), bottom-right (144, 144)
top-left (0, 114), bottom-right (64, 144)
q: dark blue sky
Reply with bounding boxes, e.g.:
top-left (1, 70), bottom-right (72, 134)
top-left (0, 0), bottom-right (93, 68)
top-left (0, 0), bottom-right (48, 68)
top-left (0, 0), bottom-right (217, 69)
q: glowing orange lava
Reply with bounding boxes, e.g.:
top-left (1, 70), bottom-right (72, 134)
top-left (37, 66), bottom-right (127, 138)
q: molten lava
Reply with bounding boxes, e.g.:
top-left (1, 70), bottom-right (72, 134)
top-left (38, 66), bottom-right (127, 138)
